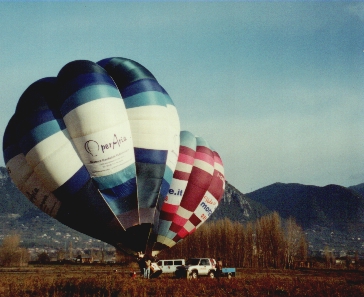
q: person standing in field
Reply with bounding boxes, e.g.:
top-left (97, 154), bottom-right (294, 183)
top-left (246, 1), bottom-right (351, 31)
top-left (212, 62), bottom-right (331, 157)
top-left (136, 252), bottom-right (146, 277)
top-left (137, 251), bottom-right (154, 279)
top-left (216, 258), bottom-right (223, 279)
top-left (144, 256), bottom-right (152, 279)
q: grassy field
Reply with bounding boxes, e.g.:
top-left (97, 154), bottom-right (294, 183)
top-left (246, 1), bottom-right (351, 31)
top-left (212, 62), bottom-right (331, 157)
top-left (0, 265), bottom-right (363, 296)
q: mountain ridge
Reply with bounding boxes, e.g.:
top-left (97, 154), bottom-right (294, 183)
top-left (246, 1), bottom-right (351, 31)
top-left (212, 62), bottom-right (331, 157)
top-left (243, 182), bottom-right (364, 233)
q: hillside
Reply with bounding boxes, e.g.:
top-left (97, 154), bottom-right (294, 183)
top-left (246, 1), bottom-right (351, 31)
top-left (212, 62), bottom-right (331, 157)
top-left (349, 183), bottom-right (364, 198)
top-left (0, 167), bottom-right (38, 215)
top-left (244, 182), bottom-right (364, 233)
top-left (210, 181), bottom-right (270, 222)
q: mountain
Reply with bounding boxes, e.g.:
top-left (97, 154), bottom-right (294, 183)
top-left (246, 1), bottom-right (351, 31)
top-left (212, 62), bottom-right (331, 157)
top-left (244, 182), bottom-right (364, 233)
top-left (0, 167), bottom-right (95, 248)
top-left (0, 167), bottom-right (40, 215)
top-left (349, 183), bottom-right (364, 198)
top-left (214, 181), bottom-right (364, 252)
top-left (210, 181), bottom-right (270, 222)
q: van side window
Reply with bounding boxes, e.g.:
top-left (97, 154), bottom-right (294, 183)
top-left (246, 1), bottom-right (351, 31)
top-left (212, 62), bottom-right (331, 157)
top-left (174, 260), bottom-right (183, 265)
top-left (200, 259), bottom-right (209, 265)
top-left (165, 261), bottom-right (173, 265)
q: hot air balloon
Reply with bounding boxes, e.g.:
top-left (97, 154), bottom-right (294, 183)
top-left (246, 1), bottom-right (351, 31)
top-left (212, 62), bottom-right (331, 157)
top-left (3, 78), bottom-right (124, 248)
top-left (96, 58), bottom-right (180, 252)
top-left (2, 57), bottom-right (224, 258)
top-left (154, 134), bottom-right (225, 253)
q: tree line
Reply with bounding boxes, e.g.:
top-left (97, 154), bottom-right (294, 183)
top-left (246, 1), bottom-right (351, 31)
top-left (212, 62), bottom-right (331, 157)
top-left (159, 212), bottom-right (308, 269)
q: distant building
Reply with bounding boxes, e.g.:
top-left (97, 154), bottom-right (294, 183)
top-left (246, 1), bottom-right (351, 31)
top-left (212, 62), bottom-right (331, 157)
top-left (76, 255), bottom-right (93, 264)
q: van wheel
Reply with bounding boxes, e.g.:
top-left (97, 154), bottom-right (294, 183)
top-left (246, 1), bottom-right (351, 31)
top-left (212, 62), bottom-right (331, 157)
top-left (190, 271), bottom-right (198, 279)
top-left (208, 271), bottom-right (215, 278)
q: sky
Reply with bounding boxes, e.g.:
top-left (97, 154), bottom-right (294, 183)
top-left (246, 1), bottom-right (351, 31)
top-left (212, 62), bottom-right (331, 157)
top-left (0, 1), bottom-right (363, 194)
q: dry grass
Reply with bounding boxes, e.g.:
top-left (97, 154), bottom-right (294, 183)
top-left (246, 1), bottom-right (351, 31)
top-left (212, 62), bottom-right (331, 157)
top-left (0, 266), bottom-right (363, 296)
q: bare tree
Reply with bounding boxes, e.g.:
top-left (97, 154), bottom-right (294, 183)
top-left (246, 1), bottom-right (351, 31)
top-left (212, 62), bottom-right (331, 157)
top-left (285, 217), bottom-right (304, 268)
top-left (38, 252), bottom-right (50, 264)
top-left (324, 246), bottom-right (334, 269)
top-left (57, 248), bottom-right (65, 261)
top-left (68, 241), bottom-right (73, 260)
top-left (255, 212), bottom-right (285, 268)
top-left (298, 232), bottom-right (308, 262)
top-left (0, 234), bottom-right (28, 267)
top-left (244, 222), bottom-right (254, 268)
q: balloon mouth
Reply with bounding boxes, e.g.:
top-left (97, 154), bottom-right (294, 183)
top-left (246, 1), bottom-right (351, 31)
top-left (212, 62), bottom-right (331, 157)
top-left (114, 223), bottom-right (152, 255)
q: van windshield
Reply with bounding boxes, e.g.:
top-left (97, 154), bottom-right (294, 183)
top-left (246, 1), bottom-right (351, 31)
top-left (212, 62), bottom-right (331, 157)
top-left (186, 259), bottom-right (200, 265)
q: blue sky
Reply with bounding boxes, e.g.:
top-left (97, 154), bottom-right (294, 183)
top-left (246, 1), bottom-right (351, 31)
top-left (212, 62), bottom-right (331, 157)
top-left (0, 1), bottom-right (363, 193)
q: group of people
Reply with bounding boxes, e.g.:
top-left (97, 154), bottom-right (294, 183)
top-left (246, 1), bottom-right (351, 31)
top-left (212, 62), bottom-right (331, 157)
top-left (136, 251), bottom-right (154, 279)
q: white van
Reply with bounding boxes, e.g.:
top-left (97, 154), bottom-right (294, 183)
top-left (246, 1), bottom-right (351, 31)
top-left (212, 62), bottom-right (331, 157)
top-left (157, 259), bottom-right (185, 273)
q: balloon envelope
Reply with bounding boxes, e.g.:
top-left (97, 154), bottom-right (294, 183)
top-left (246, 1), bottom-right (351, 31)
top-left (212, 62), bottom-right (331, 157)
top-left (2, 57), bottom-right (224, 256)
